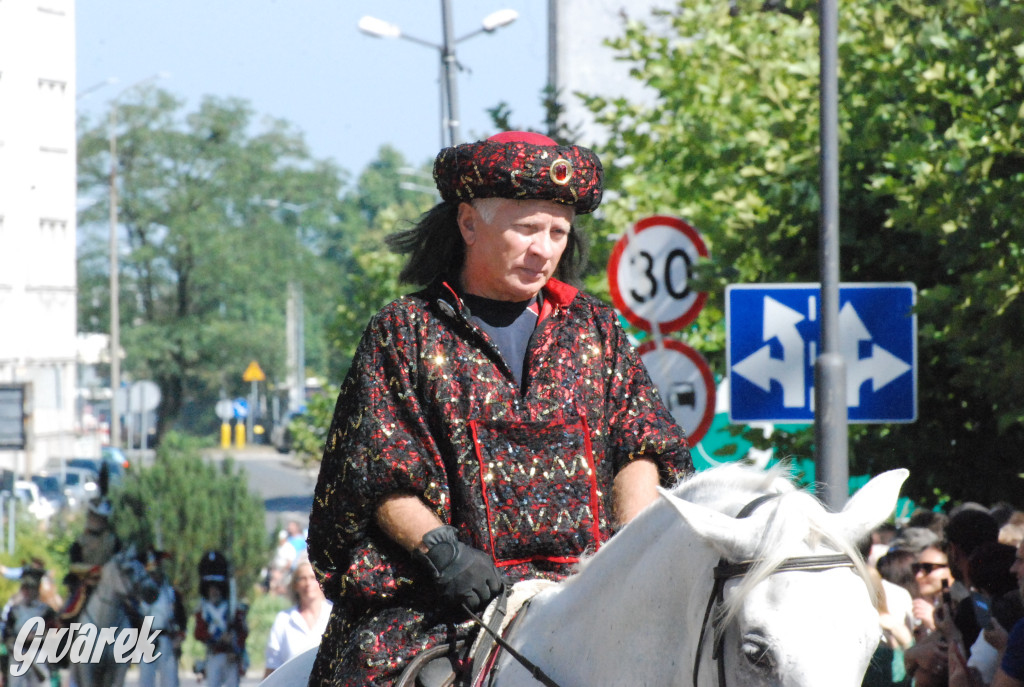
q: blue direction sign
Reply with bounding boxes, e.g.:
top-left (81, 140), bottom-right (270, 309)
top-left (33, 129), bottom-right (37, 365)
top-left (727, 283), bottom-right (916, 423)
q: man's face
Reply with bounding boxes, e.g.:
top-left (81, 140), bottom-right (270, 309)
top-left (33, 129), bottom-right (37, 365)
top-left (458, 198), bottom-right (574, 302)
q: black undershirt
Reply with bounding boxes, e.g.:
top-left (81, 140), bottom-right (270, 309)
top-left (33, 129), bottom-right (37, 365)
top-left (460, 293), bottom-right (539, 386)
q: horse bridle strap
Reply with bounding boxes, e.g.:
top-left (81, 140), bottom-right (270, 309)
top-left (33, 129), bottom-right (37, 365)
top-left (691, 494), bottom-right (856, 687)
top-left (714, 554), bottom-right (855, 582)
top-left (462, 595), bottom-right (562, 687)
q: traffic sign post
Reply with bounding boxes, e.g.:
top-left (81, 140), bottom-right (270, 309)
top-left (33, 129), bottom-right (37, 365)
top-left (608, 215), bottom-right (714, 446)
top-left (727, 283), bottom-right (916, 423)
top-left (215, 400), bottom-right (234, 449)
top-left (232, 397), bottom-right (248, 449)
top-left (242, 360), bottom-right (265, 446)
top-left (127, 380), bottom-right (160, 451)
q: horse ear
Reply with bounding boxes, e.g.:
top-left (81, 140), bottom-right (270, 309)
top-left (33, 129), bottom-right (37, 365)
top-left (831, 469), bottom-right (909, 543)
top-left (657, 487), bottom-right (763, 561)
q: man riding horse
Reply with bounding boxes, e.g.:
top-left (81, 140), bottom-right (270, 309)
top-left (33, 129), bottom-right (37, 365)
top-left (61, 498), bottom-right (122, 622)
top-left (307, 131), bottom-right (694, 685)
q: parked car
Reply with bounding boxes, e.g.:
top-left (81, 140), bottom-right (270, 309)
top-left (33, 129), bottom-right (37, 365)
top-left (30, 473), bottom-right (68, 512)
top-left (35, 467), bottom-right (100, 510)
top-left (62, 466), bottom-right (101, 506)
top-left (67, 447), bottom-right (130, 488)
top-left (101, 445), bottom-right (132, 471)
top-left (11, 479), bottom-right (57, 524)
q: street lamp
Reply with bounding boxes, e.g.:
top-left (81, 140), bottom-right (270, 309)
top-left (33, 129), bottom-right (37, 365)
top-left (107, 72), bottom-right (169, 448)
top-left (77, 77), bottom-right (119, 101)
top-left (358, 2), bottom-right (518, 147)
top-left (253, 198), bottom-right (312, 417)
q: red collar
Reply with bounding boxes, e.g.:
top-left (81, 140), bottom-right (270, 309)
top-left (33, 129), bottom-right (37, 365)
top-left (440, 279), bottom-right (578, 322)
top-left (541, 278), bottom-right (578, 307)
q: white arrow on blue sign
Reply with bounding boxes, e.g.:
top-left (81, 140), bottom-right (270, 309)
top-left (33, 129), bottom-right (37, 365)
top-left (727, 283), bottom-right (916, 423)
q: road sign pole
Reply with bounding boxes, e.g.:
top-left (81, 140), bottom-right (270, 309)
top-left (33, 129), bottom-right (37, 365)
top-left (247, 380), bottom-right (257, 445)
top-left (815, 0), bottom-right (848, 510)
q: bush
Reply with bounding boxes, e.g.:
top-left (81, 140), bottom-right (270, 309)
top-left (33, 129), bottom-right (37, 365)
top-left (111, 431), bottom-right (271, 615)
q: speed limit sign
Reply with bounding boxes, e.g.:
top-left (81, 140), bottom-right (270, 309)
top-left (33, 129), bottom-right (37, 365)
top-left (608, 216), bottom-right (709, 335)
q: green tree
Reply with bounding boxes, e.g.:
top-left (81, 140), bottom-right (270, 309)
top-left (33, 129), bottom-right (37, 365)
top-left (111, 432), bottom-right (268, 612)
top-left (322, 146), bottom-right (436, 378)
top-left (585, 0), bottom-right (1024, 505)
top-left (77, 88), bottom-right (348, 438)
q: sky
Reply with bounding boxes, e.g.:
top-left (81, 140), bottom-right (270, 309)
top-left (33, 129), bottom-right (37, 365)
top-left (76, 0), bottom-right (551, 178)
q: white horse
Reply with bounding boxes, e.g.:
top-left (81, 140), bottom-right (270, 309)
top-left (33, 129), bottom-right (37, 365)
top-left (71, 547), bottom-right (161, 687)
top-left (261, 464), bottom-right (907, 686)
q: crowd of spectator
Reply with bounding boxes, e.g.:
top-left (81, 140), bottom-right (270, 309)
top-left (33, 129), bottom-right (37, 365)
top-left (863, 498), bottom-right (1024, 686)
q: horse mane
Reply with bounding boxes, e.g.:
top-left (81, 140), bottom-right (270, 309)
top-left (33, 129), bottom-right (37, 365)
top-left (670, 463), bottom-right (876, 628)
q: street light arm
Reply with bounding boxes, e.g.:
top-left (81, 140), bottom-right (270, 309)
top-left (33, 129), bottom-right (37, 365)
top-left (77, 77), bottom-right (119, 101)
top-left (356, 5), bottom-right (517, 148)
top-left (358, 15), bottom-right (441, 50)
top-left (456, 9), bottom-right (518, 43)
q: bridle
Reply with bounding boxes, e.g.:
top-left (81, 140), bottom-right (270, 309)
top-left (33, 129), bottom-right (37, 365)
top-left (691, 494), bottom-right (856, 687)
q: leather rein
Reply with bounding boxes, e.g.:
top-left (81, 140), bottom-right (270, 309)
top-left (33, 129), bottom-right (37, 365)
top-left (691, 494), bottom-right (856, 687)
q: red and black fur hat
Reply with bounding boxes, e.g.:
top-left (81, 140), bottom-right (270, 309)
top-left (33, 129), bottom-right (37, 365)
top-left (433, 131), bottom-right (604, 214)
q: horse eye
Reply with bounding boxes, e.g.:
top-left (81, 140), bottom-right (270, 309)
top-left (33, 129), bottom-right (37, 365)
top-left (741, 634), bottom-right (775, 672)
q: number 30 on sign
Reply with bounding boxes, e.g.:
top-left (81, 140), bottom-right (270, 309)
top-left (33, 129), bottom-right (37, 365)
top-left (608, 216), bottom-right (709, 335)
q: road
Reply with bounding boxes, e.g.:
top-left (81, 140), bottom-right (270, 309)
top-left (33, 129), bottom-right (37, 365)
top-left (206, 443), bottom-right (321, 535)
top-left (134, 442), bottom-right (321, 535)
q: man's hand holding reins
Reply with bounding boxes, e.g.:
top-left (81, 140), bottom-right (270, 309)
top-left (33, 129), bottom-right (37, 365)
top-left (414, 525), bottom-right (505, 612)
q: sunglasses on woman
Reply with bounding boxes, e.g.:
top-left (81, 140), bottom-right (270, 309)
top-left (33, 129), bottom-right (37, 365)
top-left (911, 562), bottom-right (948, 575)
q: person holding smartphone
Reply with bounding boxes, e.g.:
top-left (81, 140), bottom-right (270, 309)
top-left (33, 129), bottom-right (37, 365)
top-left (914, 545), bottom-right (958, 637)
top-left (905, 545), bottom-right (957, 683)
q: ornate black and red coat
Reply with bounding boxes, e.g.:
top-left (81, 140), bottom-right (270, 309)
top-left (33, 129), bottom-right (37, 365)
top-left (307, 277), bottom-right (692, 685)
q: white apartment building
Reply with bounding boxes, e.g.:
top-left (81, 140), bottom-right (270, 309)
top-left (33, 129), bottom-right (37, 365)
top-left (0, 0), bottom-right (79, 474)
top-left (553, 0), bottom-right (672, 150)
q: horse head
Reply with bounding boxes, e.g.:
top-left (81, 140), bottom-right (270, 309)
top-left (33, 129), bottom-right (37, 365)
top-left (658, 466), bottom-right (909, 686)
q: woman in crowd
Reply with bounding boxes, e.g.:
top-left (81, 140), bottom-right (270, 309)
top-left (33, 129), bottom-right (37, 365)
top-left (264, 556), bottom-right (332, 677)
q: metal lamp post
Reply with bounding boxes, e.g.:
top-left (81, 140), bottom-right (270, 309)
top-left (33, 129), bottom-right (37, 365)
top-left (106, 72), bottom-right (169, 447)
top-left (358, 2), bottom-right (518, 147)
top-left (256, 199), bottom-right (312, 416)
top-left (815, 0), bottom-right (847, 510)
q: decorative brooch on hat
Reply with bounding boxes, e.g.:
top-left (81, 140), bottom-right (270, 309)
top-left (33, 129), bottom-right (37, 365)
top-left (433, 131), bottom-right (604, 214)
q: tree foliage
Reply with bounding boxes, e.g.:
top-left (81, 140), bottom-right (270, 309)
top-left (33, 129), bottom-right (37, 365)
top-left (321, 147), bottom-right (436, 378)
top-left (287, 384), bottom-right (340, 465)
top-left (77, 89), bottom-right (348, 437)
top-left (111, 432), bottom-right (268, 612)
top-left (585, 0), bottom-right (1024, 505)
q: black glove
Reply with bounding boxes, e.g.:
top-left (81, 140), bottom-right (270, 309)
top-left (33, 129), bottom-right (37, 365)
top-left (413, 525), bottom-right (504, 612)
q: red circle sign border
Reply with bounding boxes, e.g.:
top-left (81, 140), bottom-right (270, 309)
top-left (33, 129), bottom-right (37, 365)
top-left (608, 215), bottom-right (709, 335)
top-left (637, 338), bottom-right (716, 445)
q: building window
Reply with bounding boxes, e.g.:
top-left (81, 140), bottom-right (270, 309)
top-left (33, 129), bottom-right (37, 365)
top-left (37, 77), bottom-right (67, 93)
